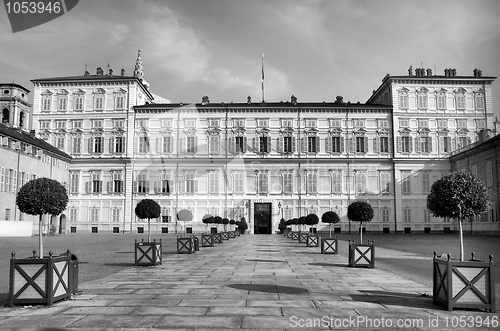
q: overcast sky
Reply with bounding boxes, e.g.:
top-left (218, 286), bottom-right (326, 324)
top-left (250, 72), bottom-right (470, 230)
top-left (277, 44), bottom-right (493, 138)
top-left (1, 0), bottom-right (499, 119)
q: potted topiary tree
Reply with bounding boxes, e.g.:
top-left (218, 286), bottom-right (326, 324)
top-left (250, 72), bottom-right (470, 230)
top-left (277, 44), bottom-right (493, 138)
top-left (134, 199), bottom-right (162, 266)
top-left (213, 216), bottom-right (223, 243)
top-left (298, 216), bottom-right (308, 243)
top-left (229, 219), bottom-right (237, 237)
top-left (222, 217), bottom-right (230, 240)
top-left (291, 218), bottom-right (300, 240)
top-left (10, 177), bottom-right (73, 306)
top-left (201, 215), bottom-right (215, 247)
top-left (427, 172), bottom-right (495, 312)
top-left (347, 201), bottom-right (375, 268)
top-left (306, 214), bottom-right (320, 247)
top-left (176, 209), bottom-right (197, 253)
top-left (320, 211), bottom-right (340, 254)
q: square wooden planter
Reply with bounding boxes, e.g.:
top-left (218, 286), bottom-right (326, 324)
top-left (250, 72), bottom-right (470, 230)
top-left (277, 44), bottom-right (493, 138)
top-left (235, 230), bottom-right (240, 237)
top-left (9, 250), bottom-right (77, 306)
top-left (221, 232), bottom-right (230, 240)
top-left (213, 233), bottom-right (223, 243)
top-left (299, 232), bottom-right (308, 243)
top-left (176, 236), bottom-right (195, 254)
top-left (201, 234), bottom-right (214, 247)
top-left (306, 234), bottom-right (320, 247)
top-left (135, 240), bottom-right (162, 266)
top-left (348, 240), bottom-right (375, 268)
top-left (321, 237), bottom-right (338, 254)
top-left (229, 231), bottom-right (236, 238)
top-left (433, 252), bottom-right (496, 312)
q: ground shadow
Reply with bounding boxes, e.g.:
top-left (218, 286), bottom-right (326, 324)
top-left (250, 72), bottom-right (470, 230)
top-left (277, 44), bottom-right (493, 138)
top-left (350, 290), bottom-right (439, 309)
top-left (0, 292), bottom-right (8, 307)
top-left (115, 251), bottom-right (134, 254)
top-left (309, 262), bottom-right (348, 267)
top-left (103, 262), bottom-right (136, 267)
top-left (245, 259), bottom-right (287, 263)
top-left (228, 284), bottom-right (307, 294)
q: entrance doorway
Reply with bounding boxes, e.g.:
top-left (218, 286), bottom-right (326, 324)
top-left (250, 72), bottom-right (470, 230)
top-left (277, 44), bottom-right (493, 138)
top-left (254, 203), bottom-right (272, 234)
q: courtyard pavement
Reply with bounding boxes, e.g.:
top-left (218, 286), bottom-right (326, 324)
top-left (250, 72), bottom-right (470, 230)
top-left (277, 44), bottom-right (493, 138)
top-left (0, 234), bottom-right (498, 330)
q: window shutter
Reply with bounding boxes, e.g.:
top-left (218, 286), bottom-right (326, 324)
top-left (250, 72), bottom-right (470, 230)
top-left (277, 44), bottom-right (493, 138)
top-left (179, 174), bottom-right (185, 194)
top-left (154, 180), bottom-right (159, 193)
top-left (388, 135), bottom-right (393, 154)
top-left (99, 181), bottom-right (103, 193)
top-left (292, 137), bottom-right (296, 153)
top-left (242, 136), bottom-right (247, 153)
top-left (85, 181), bottom-right (91, 194)
top-left (181, 137), bottom-right (186, 153)
top-left (446, 138), bottom-right (451, 152)
top-left (267, 136), bottom-right (271, 153)
top-left (132, 180), bottom-right (137, 193)
top-left (278, 136), bottom-right (283, 153)
top-left (229, 137), bottom-right (235, 154)
top-left (109, 137), bottom-right (114, 153)
top-left (325, 136), bottom-right (332, 153)
top-left (107, 181), bottom-right (113, 194)
top-left (363, 137), bottom-right (368, 153)
top-left (169, 136), bottom-right (174, 153)
top-left (252, 137), bottom-right (257, 152)
top-left (194, 173), bottom-right (199, 193)
top-left (340, 137), bottom-right (345, 153)
top-left (467, 137), bottom-right (471, 145)
top-left (0, 167), bottom-right (4, 191)
top-left (439, 137), bottom-right (444, 153)
top-left (415, 137), bottom-right (421, 153)
top-left (194, 137), bottom-right (199, 153)
top-left (373, 137), bottom-right (379, 154)
top-left (134, 137), bottom-right (138, 155)
top-left (396, 136), bottom-right (401, 152)
top-left (227, 173), bottom-right (233, 193)
top-left (88, 138), bottom-right (93, 155)
top-left (349, 138), bottom-right (354, 153)
top-left (100, 137), bottom-right (104, 153)
top-left (452, 137), bottom-right (457, 151)
top-left (409, 136), bottom-right (413, 153)
top-left (156, 138), bottom-right (160, 154)
top-left (145, 178), bottom-right (150, 193)
top-left (428, 138), bottom-right (433, 152)
top-left (316, 136), bottom-right (320, 153)
top-left (301, 138), bottom-right (307, 152)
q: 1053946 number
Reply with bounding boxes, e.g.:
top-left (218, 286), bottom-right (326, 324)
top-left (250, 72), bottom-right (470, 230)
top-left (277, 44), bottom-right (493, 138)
top-left (444, 316), bottom-right (498, 328)
top-left (5, 1), bottom-right (62, 14)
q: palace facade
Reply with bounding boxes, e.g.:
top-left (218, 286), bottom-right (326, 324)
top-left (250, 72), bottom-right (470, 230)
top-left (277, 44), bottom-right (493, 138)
top-left (29, 53), bottom-right (498, 234)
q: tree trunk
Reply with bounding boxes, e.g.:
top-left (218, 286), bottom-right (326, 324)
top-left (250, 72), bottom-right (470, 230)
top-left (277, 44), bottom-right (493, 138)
top-left (39, 214), bottom-right (43, 258)
top-left (360, 221), bottom-right (363, 244)
top-left (147, 218), bottom-right (151, 242)
top-left (459, 218), bottom-right (464, 262)
top-left (329, 223), bottom-right (332, 238)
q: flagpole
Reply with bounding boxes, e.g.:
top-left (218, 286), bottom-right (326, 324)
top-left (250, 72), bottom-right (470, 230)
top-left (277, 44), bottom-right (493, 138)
top-left (261, 54), bottom-right (265, 103)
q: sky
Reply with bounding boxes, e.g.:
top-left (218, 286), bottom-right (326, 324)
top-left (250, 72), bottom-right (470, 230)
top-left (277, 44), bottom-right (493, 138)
top-left (1, 0), bottom-right (500, 119)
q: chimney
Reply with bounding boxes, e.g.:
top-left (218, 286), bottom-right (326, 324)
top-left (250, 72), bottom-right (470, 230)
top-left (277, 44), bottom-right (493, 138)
top-left (247, 96), bottom-right (252, 104)
top-left (108, 68), bottom-right (113, 76)
top-left (408, 65), bottom-right (413, 76)
top-left (291, 95), bottom-right (297, 105)
top-left (452, 68), bottom-right (456, 77)
top-left (201, 96), bottom-right (209, 105)
top-left (426, 68), bottom-right (432, 76)
top-left (121, 69), bottom-right (125, 76)
top-left (30, 129), bottom-right (36, 137)
top-left (96, 67), bottom-right (103, 75)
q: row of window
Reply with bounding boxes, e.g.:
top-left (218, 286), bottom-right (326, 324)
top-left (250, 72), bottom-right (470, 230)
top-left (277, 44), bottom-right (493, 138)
top-left (0, 167), bottom-right (38, 193)
top-left (39, 119), bottom-right (125, 130)
top-left (398, 88), bottom-right (485, 111)
top-left (399, 118), bottom-right (486, 130)
top-left (41, 89), bottom-right (126, 112)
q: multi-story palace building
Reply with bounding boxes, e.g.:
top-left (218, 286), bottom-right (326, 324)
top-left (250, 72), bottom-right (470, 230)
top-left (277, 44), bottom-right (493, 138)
top-left (0, 83), bottom-right (70, 236)
top-left (30, 52), bottom-right (498, 235)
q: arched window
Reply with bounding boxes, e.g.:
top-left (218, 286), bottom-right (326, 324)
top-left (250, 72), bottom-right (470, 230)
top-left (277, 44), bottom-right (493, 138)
top-left (19, 112), bottom-right (25, 128)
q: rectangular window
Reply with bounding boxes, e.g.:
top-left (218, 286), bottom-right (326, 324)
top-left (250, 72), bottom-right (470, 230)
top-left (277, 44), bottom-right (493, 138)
top-left (417, 94), bottom-right (428, 110)
top-left (399, 119), bottom-right (409, 127)
top-left (399, 94), bottom-right (408, 109)
top-left (442, 136), bottom-right (450, 153)
top-left (257, 119), bottom-right (269, 128)
top-left (185, 171), bottom-right (195, 193)
top-left (306, 119), bottom-right (317, 128)
top-left (208, 119), bottom-right (220, 128)
top-left (113, 172), bottom-right (123, 193)
top-left (90, 207), bottom-right (99, 223)
top-left (56, 135), bottom-right (65, 150)
top-left (458, 136), bottom-right (468, 148)
top-left (380, 171), bottom-right (390, 193)
top-left (69, 208), bottom-right (77, 223)
top-left (74, 96), bottom-right (83, 111)
top-left (161, 172), bottom-right (171, 195)
top-left (475, 94), bottom-right (485, 110)
top-left (456, 119), bottom-right (467, 129)
top-left (378, 120), bottom-right (389, 128)
top-left (381, 208), bottom-right (390, 223)
top-left (476, 119), bottom-right (486, 130)
top-left (332, 137), bottom-right (342, 153)
top-left (72, 120), bottom-right (83, 129)
top-left (209, 136), bottom-right (220, 154)
top-left (136, 172), bottom-right (148, 193)
top-left (423, 209), bottom-right (431, 223)
top-left (234, 172), bottom-right (244, 193)
top-left (417, 119), bottom-right (428, 128)
top-left (40, 121), bottom-right (51, 129)
top-left (185, 119), bottom-right (196, 128)
top-left (401, 171), bottom-right (411, 194)
top-left (283, 172), bottom-right (293, 194)
top-left (114, 136), bottom-right (124, 154)
top-left (162, 136), bottom-right (172, 153)
top-left (94, 136), bottom-right (103, 154)
top-left (281, 119), bottom-right (293, 128)
top-left (258, 172), bottom-right (268, 194)
top-left (486, 162), bottom-right (493, 186)
top-left (186, 137), bottom-right (196, 153)
top-left (234, 119), bottom-right (245, 128)
top-left (420, 136), bottom-right (430, 153)
top-left (380, 137), bottom-right (389, 153)
top-left (329, 119), bottom-right (341, 127)
top-left (436, 95), bottom-right (446, 109)
top-left (92, 173), bottom-right (101, 193)
top-left (437, 119), bottom-right (447, 128)
top-left (356, 136), bottom-right (365, 153)
top-left (355, 171), bottom-right (366, 193)
top-left (56, 121), bottom-right (66, 129)
top-left (112, 208), bottom-right (120, 223)
top-left (283, 136), bottom-right (293, 153)
top-left (113, 119), bottom-right (124, 128)
top-left (401, 136), bottom-right (411, 153)
top-left (137, 119), bottom-right (148, 129)
top-left (354, 119), bottom-right (365, 128)
top-left (115, 95), bottom-right (124, 109)
top-left (209, 171), bottom-right (219, 194)
top-left (331, 171), bottom-right (342, 193)
top-left (456, 94), bottom-right (465, 110)
top-left (161, 119), bottom-right (172, 128)
top-left (42, 98), bottom-right (51, 111)
top-left (307, 136), bottom-right (317, 153)
top-left (58, 98), bottom-right (67, 111)
top-left (94, 97), bottom-right (104, 110)
top-left (235, 136), bottom-right (245, 153)
top-left (5, 169), bottom-right (12, 192)
top-left (306, 171), bottom-right (317, 194)
top-left (138, 137), bottom-right (149, 153)
top-left (403, 207), bottom-right (411, 223)
top-left (421, 171), bottom-right (430, 193)
top-left (259, 136), bottom-right (268, 153)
